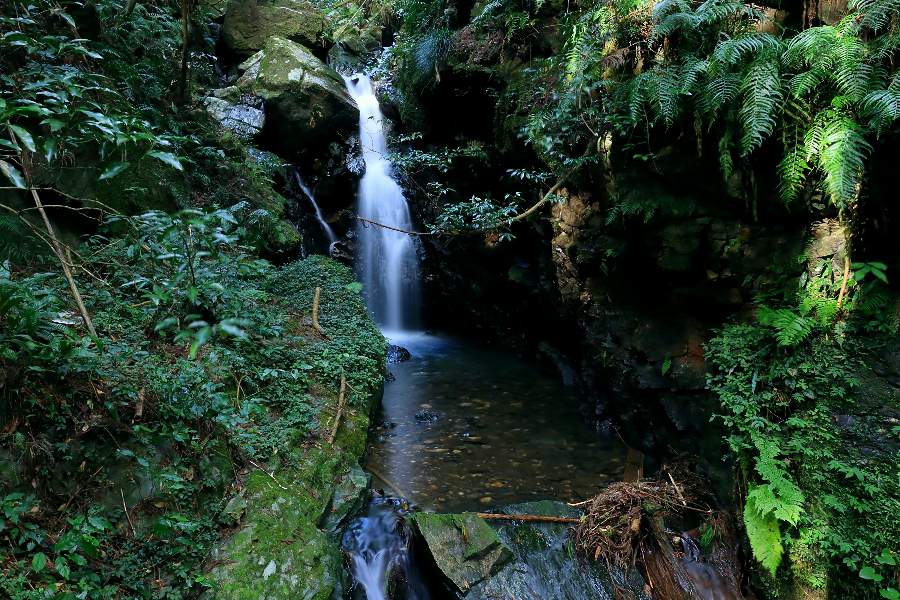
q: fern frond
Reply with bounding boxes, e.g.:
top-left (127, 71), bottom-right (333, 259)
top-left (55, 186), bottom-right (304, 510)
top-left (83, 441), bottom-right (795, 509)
top-left (816, 112), bottom-right (872, 205)
top-left (713, 32), bottom-right (782, 66)
top-left (738, 57), bottom-right (783, 155)
top-left (758, 306), bottom-right (816, 345)
top-left (778, 146), bottom-right (810, 203)
top-left (848, 0), bottom-right (900, 32)
top-left (699, 71), bottom-right (740, 116)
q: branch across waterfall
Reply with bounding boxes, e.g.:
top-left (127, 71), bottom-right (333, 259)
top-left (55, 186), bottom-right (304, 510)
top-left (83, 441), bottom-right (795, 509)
top-left (356, 141), bottom-right (596, 238)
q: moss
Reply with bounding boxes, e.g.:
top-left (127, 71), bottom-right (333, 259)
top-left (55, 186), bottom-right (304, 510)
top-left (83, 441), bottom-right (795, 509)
top-left (208, 256), bottom-right (385, 599)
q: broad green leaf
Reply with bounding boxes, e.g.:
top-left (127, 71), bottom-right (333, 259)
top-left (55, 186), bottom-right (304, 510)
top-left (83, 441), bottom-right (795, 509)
top-left (881, 588), bottom-right (899, 600)
top-left (877, 549), bottom-right (897, 566)
top-left (0, 160), bottom-right (26, 188)
top-left (860, 566), bottom-right (884, 582)
top-left (57, 11), bottom-right (76, 28)
top-left (218, 322), bottom-right (247, 338)
top-left (99, 162), bottom-right (130, 181)
top-left (154, 317), bottom-right (178, 332)
top-left (147, 151), bottom-right (183, 171)
top-left (31, 552), bottom-right (47, 573)
top-left (8, 124), bottom-right (36, 152)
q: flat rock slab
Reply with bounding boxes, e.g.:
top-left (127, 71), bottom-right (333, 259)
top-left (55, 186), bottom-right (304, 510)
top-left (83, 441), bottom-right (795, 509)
top-left (413, 512), bottom-right (512, 593)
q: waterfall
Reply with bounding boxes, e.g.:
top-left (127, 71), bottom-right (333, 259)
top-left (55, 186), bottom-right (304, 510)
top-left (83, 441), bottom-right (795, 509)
top-left (292, 169), bottom-right (337, 248)
top-left (344, 74), bottom-right (420, 332)
top-left (342, 497), bottom-right (428, 600)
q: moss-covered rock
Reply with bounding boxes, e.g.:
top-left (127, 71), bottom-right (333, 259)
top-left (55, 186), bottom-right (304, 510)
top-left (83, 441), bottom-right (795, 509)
top-left (236, 36), bottom-right (357, 153)
top-left (413, 512), bottom-right (512, 592)
top-left (223, 0), bottom-right (326, 58)
top-left (207, 256), bottom-right (386, 600)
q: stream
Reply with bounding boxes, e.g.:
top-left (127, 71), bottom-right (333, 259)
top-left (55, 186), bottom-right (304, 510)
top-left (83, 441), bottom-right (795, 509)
top-left (369, 331), bottom-right (626, 512)
top-left (342, 72), bottom-right (629, 599)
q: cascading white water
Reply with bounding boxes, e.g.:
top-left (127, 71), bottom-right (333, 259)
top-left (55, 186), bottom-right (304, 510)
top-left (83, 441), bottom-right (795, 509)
top-left (344, 74), bottom-right (420, 331)
top-left (342, 497), bottom-right (428, 600)
top-left (294, 170), bottom-right (337, 246)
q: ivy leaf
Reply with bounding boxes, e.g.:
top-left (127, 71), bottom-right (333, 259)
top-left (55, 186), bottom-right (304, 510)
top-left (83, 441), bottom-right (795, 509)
top-left (877, 549), bottom-right (897, 566)
top-left (8, 124), bottom-right (36, 152)
top-left (861, 566), bottom-right (884, 582)
top-left (147, 151), bottom-right (183, 171)
top-left (0, 160), bottom-right (26, 188)
top-left (55, 556), bottom-right (70, 580)
top-left (31, 552), bottom-right (47, 573)
top-left (99, 162), bottom-right (130, 181)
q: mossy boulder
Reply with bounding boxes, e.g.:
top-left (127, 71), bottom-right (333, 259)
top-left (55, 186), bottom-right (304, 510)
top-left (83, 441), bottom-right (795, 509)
top-left (222, 0), bottom-right (326, 58)
top-left (412, 502), bottom-right (644, 599)
top-left (236, 36), bottom-right (357, 153)
top-left (413, 512), bottom-right (512, 593)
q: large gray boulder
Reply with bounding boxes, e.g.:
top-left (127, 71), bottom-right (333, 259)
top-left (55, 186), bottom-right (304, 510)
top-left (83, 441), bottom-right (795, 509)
top-left (235, 36), bottom-right (357, 152)
top-left (223, 0), bottom-right (326, 58)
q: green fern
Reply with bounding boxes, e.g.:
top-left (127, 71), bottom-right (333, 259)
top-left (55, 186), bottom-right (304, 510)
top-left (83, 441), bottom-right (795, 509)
top-left (758, 306), bottom-right (816, 346)
top-left (738, 56), bottom-right (783, 155)
top-left (744, 492), bottom-right (785, 576)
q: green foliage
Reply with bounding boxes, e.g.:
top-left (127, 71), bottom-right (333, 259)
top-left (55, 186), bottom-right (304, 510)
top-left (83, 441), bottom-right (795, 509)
top-left (0, 0), bottom-right (184, 193)
top-left (707, 277), bottom-right (899, 596)
top-left (744, 494), bottom-right (785, 576)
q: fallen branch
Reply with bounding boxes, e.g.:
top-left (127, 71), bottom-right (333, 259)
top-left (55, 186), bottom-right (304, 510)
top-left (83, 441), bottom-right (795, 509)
top-left (326, 375), bottom-right (347, 445)
top-left (476, 512), bottom-right (582, 524)
top-left (312, 286), bottom-right (326, 335)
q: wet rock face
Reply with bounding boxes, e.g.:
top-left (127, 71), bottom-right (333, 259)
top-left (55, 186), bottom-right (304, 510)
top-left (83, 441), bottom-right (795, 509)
top-left (222, 0), bottom-right (326, 58)
top-left (414, 502), bottom-right (648, 600)
top-left (235, 36), bottom-right (357, 154)
top-left (412, 512), bottom-right (512, 593)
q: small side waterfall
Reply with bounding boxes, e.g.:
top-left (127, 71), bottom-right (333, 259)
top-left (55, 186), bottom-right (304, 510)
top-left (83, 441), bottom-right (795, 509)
top-left (293, 170), bottom-right (337, 246)
top-left (344, 74), bottom-right (420, 331)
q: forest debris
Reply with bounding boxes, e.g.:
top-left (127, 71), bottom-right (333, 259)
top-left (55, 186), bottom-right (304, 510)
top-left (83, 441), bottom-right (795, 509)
top-left (572, 463), bottom-right (713, 600)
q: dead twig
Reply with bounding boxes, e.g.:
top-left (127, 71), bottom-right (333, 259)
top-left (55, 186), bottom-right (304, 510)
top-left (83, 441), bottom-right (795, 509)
top-left (326, 375), bottom-right (347, 445)
top-left (476, 512), bottom-right (582, 524)
top-left (121, 489), bottom-right (136, 537)
top-left (248, 459), bottom-right (288, 491)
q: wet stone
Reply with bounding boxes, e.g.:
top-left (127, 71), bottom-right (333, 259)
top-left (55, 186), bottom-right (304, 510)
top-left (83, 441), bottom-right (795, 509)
top-left (387, 344), bottom-right (412, 364)
top-left (415, 409), bottom-right (441, 424)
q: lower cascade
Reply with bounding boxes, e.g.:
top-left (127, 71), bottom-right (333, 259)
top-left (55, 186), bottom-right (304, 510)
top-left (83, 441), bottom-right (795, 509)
top-left (344, 73), bottom-right (420, 331)
top-left (342, 497), bottom-right (428, 600)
